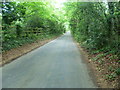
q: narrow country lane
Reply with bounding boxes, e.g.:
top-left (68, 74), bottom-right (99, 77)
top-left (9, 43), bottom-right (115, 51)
top-left (2, 31), bottom-right (97, 88)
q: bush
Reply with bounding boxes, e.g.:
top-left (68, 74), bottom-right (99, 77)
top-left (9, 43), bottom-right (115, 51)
top-left (116, 68), bottom-right (120, 75)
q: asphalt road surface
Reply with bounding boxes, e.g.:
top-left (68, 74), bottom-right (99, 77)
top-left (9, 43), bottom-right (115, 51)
top-left (2, 31), bottom-right (97, 88)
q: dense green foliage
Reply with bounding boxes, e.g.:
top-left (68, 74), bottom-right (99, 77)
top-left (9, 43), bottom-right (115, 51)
top-left (2, 2), bottom-right (65, 51)
top-left (65, 2), bottom-right (120, 52)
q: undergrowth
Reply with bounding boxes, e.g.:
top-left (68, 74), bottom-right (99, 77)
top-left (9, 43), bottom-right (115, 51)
top-left (2, 33), bottom-right (60, 52)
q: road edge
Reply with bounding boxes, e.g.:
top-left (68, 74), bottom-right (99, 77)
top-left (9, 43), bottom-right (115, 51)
top-left (1, 35), bottom-right (61, 67)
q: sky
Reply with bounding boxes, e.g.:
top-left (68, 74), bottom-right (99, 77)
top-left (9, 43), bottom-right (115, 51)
top-left (53, 0), bottom-right (67, 9)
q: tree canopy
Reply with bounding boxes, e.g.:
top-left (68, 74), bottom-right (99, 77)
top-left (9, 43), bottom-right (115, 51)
top-left (2, 1), bottom-right (66, 51)
top-left (64, 2), bottom-right (120, 54)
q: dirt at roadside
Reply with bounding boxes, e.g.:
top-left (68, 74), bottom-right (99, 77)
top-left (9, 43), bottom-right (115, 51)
top-left (1, 36), bottom-right (58, 66)
top-left (76, 42), bottom-right (119, 88)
